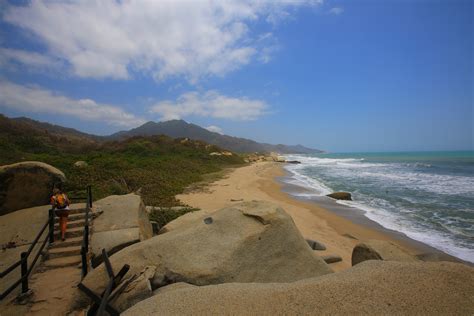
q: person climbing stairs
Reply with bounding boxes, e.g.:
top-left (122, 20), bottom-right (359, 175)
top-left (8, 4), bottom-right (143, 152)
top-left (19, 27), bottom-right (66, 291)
top-left (45, 206), bottom-right (91, 270)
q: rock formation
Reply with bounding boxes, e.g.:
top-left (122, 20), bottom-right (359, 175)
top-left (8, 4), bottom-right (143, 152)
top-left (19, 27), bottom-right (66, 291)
top-left (81, 201), bottom-right (332, 311)
top-left (122, 260), bottom-right (474, 315)
top-left (351, 239), bottom-right (418, 266)
top-left (90, 194), bottom-right (153, 267)
top-left (73, 161), bottom-right (88, 168)
top-left (322, 255), bottom-right (343, 264)
top-left (306, 239), bottom-right (327, 250)
top-left (326, 192), bottom-right (352, 201)
top-left (0, 161), bottom-right (66, 215)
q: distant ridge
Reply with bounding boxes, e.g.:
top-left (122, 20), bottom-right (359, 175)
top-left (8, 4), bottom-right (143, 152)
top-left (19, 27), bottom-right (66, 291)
top-left (1, 114), bottom-right (322, 154)
top-left (108, 120), bottom-right (322, 154)
top-left (11, 117), bottom-right (102, 142)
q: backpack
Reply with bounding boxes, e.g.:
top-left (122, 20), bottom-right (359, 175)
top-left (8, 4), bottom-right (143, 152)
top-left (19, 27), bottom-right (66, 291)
top-left (55, 193), bottom-right (68, 208)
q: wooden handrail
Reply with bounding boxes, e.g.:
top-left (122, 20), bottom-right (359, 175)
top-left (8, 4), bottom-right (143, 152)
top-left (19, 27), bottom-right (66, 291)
top-left (0, 210), bottom-right (53, 301)
top-left (81, 185), bottom-right (92, 278)
top-left (0, 185), bottom-right (93, 301)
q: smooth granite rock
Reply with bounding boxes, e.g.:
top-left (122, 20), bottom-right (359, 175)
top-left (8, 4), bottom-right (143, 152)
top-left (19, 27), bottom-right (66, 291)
top-left (123, 261), bottom-right (474, 315)
top-left (352, 239), bottom-right (419, 266)
top-left (0, 161), bottom-right (66, 215)
top-left (81, 201), bottom-right (333, 311)
top-left (73, 161), bottom-right (88, 168)
top-left (306, 239), bottom-right (327, 251)
top-left (326, 192), bottom-right (352, 201)
top-left (90, 194), bottom-right (153, 266)
top-left (322, 255), bottom-right (343, 264)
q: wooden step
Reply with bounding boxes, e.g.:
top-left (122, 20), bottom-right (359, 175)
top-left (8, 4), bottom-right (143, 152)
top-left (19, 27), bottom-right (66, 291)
top-left (54, 226), bottom-right (84, 238)
top-left (67, 208), bottom-right (88, 215)
top-left (48, 245), bottom-right (82, 259)
top-left (49, 236), bottom-right (84, 249)
top-left (44, 255), bottom-right (81, 270)
top-left (54, 218), bottom-right (86, 229)
top-left (54, 213), bottom-right (91, 223)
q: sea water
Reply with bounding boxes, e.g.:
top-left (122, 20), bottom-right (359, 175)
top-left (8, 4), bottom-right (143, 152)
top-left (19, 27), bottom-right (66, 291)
top-left (282, 151), bottom-right (474, 263)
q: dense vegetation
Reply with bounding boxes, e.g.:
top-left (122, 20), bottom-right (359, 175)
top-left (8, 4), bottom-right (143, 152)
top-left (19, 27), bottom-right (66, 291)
top-left (0, 115), bottom-right (244, 206)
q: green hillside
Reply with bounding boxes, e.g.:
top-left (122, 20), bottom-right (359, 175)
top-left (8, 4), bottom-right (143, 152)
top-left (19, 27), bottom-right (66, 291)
top-left (0, 115), bottom-right (244, 206)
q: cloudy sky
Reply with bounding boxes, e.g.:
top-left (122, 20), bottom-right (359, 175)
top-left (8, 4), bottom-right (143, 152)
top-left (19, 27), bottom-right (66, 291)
top-left (0, 0), bottom-right (472, 152)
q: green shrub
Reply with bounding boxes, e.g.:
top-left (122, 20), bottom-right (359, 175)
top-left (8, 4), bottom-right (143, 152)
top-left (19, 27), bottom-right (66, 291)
top-left (0, 133), bottom-right (244, 207)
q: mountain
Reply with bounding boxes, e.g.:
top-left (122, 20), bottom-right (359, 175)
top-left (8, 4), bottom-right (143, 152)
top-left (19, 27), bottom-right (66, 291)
top-left (0, 114), bottom-right (322, 154)
top-left (109, 120), bottom-right (322, 154)
top-left (10, 116), bottom-right (103, 142)
top-left (0, 114), bottom-right (102, 155)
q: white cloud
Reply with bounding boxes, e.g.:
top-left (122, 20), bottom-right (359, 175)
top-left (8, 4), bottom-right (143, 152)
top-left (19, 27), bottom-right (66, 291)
top-left (3, 0), bottom-right (321, 82)
top-left (328, 7), bottom-right (344, 15)
top-left (206, 125), bottom-right (224, 134)
top-left (0, 80), bottom-right (145, 128)
top-left (150, 91), bottom-right (268, 121)
top-left (0, 48), bottom-right (62, 69)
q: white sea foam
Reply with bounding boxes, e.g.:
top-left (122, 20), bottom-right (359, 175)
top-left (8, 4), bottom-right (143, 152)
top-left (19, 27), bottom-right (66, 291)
top-left (284, 167), bottom-right (332, 196)
top-left (280, 154), bottom-right (474, 263)
top-left (285, 154), bottom-right (474, 196)
top-left (337, 198), bottom-right (474, 263)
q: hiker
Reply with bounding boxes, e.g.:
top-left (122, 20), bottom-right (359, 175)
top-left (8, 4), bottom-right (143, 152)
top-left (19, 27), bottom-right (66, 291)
top-left (50, 188), bottom-right (70, 241)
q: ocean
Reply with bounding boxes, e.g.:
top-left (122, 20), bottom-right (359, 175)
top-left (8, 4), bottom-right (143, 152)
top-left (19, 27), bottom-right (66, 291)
top-left (282, 151), bottom-right (474, 263)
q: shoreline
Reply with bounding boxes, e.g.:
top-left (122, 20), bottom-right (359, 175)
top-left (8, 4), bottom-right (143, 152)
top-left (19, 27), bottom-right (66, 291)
top-left (276, 171), bottom-right (467, 265)
top-left (177, 161), bottom-right (466, 271)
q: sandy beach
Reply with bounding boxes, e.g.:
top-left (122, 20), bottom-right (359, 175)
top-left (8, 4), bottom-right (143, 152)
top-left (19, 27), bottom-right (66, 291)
top-left (177, 161), bottom-right (432, 271)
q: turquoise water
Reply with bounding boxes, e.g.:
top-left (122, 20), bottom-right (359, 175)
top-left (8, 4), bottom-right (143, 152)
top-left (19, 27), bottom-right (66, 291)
top-left (283, 151), bottom-right (474, 263)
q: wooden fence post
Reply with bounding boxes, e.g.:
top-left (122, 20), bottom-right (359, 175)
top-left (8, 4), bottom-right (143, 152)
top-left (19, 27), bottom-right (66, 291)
top-left (20, 252), bottom-right (28, 293)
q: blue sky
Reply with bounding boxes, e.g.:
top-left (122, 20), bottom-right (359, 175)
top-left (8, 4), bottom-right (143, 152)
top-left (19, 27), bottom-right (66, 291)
top-left (0, 0), bottom-right (472, 152)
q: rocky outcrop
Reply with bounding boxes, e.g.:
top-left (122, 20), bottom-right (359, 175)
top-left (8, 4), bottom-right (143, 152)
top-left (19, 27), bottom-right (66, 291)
top-left (81, 201), bottom-right (333, 311)
top-left (245, 154), bottom-right (269, 163)
top-left (73, 161), bottom-right (88, 168)
top-left (352, 239), bottom-right (419, 266)
top-left (327, 192), bottom-right (352, 201)
top-left (90, 194), bottom-right (153, 266)
top-left (157, 208), bottom-right (210, 235)
top-left (209, 151), bottom-right (233, 156)
top-left (269, 153), bottom-right (286, 162)
top-left (123, 260), bottom-right (474, 315)
top-left (0, 161), bottom-right (66, 215)
top-left (322, 255), bottom-right (343, 264)
top-left (306, 239), bottom-right (327, 250)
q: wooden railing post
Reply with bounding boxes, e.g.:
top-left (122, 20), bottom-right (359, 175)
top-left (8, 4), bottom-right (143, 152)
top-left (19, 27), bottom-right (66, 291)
top-left (84, 225), bottom-right (89, 251)
top-left (20, 252), bottom-right (28, 293)
top-left (81, 246), bottom-right (88, 278)
top-left (87, 185), bottom-right (92, 208)
top-left (48, 209), bottom-right (55, 244)
top-left (81, 185), bottom-right (91, 279)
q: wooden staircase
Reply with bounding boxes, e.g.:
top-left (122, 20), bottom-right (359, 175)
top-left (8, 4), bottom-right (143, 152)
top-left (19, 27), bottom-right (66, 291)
top-left (43, 208), bottom-right (91, 270)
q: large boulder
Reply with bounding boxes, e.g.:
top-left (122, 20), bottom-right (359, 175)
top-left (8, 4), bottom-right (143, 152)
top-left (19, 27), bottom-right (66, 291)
top-left (123, 260), bottom-right (474, 315)
top-left (326, 192), bottom-right (352, 201)
top-left (81, 201), bottom-right (333, 311)
top-left (0, 161), bottom-right (66, 215)
top-left (90, 194), bottom-right (153, 266)
top-left (157, 208), bottom-right (212, 235)
top-left (352, 239), bottom-right (419, 266)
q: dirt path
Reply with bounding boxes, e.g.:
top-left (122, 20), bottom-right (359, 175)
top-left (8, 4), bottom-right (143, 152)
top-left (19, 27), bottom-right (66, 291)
top-left (25, 267), bottom-right (82, 315)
